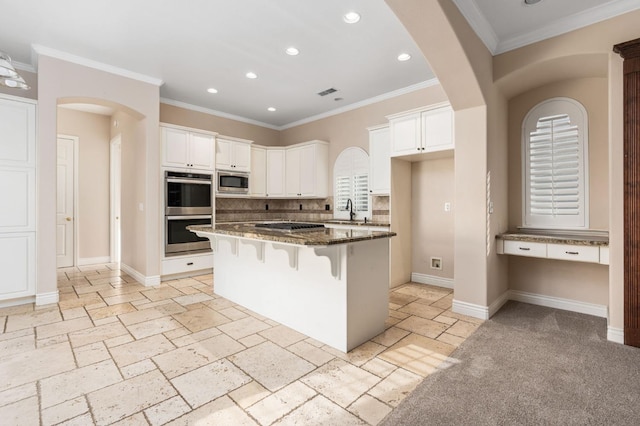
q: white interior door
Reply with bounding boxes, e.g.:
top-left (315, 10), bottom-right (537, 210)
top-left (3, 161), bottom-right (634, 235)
top-left (56, 137), bottom-right (75, 267)
top-left (110, 137), bottom-right (121, 263)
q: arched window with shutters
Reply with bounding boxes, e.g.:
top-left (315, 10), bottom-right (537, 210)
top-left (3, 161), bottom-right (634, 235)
top-left (333, 147), bottom-right (370, 220)
top-left (522, 97), bottom-right (589, 229)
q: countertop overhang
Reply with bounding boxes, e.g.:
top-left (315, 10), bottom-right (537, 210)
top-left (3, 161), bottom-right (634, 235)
top-left (189, 223), bottom-right (396, 246)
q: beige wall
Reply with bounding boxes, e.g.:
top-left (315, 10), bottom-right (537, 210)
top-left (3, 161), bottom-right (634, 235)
top-left (160, 103), bottom-right (280, 146)
top-left (37, 54), bottom-right (160, 296)
top-left (411, 157), bottom-right (455, 278)
top-left (57, 108), bottom-right (111, 260)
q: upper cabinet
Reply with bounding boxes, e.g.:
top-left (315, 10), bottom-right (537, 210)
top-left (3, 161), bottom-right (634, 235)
top-left (161, 125), bottom-right (216, 171)
top-left (266, 148), bottom-right (286, 198)
top-left (250, 145), bottom-right (266, 197)
top-left (388, 104), bottom-right (454, 160)
top-left (216, 137), bottom-right (251, 172)
top-left (368, 125), bottom-right (390, 195)
top-left (285, 141), bottom-right (329, 198)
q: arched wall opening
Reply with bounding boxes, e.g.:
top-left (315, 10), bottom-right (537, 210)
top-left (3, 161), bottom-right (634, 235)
top-left (36, 52), bottom-right (161, 301)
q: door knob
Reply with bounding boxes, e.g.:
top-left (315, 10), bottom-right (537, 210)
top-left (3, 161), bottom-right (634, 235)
top-left (66, 217), bottom-right (72, 221)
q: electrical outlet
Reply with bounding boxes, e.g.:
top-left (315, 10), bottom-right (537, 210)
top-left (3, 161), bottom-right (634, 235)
top-left (430, 257), bottom-right (442, 270)
top-left (265, 204), bottom-right (269, 210)
top-left (299, 204), bottom-right (303, 210)
top-left (444, 202), bottom-right (451, 212)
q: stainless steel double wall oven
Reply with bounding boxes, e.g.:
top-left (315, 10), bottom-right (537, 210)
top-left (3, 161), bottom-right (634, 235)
top-left (164, 170), bottom-right (213, 255)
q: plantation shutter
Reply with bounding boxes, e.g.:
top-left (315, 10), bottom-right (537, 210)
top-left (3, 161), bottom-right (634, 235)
top-left (523, 98), bottom-right (588, 229)
top-left (333, 148), bottom-right (371, 220)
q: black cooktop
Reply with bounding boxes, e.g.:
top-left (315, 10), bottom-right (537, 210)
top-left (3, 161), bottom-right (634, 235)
top-left (254, 222), bottom-right (325, 231)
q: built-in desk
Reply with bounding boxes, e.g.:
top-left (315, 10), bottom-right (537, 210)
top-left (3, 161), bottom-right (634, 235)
top-left (496, 232), bottom-right (609, 265)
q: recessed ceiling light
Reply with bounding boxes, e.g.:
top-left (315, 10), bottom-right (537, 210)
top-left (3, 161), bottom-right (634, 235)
top-left (397, 53), bottom-right (412, 62)
top-left (343, 12), bottom-right (360, 24)
top-left (267, 107), bottom-right (276, 112)
top-left (524, 0), bottom-right (542, 4)
top-left (285, 47), bottom-right (299, 56)
top-left (246, 72), bottom-right (257, 79)
top-left (207, 88), bottom-right (218, 94)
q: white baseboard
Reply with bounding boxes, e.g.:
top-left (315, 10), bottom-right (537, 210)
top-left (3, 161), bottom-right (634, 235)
top-left (508, 290), bottom-right (608, 318)
top-left (452, 299), bottom-right (489, 320)
top-left (411, 273), bottom-right (454, 289)
top-left (607, 326), bottom-right (624, 344)
top-left (488, 290), bottom-right (510, 318)
top-left (0, 296), bottom-right (35, 308)
top-left (77, 256), bottom-right (111, 266)
top-left (121, 263), bottom-right (161, 287)
top-left (36, 291), bottom-right (59, 306)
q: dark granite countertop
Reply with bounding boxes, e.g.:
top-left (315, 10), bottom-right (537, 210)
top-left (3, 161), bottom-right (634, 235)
top-left (189, 223), bottom-right (396, 246)
top-left (215, 219), bottom-right (390, 227)
top-left (496, 232), bottom-right (609, 247)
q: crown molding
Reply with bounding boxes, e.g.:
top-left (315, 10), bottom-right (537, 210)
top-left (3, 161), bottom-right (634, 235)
top-left (159, 98), bottom-right (281, 131)
top-left (31, 44), bottom-right (164, 86)
top-left (496, 0), bottom-right (640, 54)
top-left (451, 0), bottom-right (499, 54)
top-left (162, 79), bottom-right (440, 131)
top-left (11, 60), bottom-right (36, 74)
top-left (279, 79), bottom-right (440, 130)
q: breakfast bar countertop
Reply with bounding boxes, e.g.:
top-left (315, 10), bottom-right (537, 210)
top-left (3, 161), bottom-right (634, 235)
top-left (189, 223), bottom-right (396, 246)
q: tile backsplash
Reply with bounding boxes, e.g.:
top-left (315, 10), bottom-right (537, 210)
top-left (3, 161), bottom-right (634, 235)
top-left (216, 195), bottom-right (390, 223)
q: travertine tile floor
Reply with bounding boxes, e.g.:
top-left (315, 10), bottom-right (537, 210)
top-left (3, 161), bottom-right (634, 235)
top-left (0, 264), bottom-right (482, 425)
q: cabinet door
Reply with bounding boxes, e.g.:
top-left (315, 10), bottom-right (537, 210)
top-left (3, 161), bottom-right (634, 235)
top-left (250, 146), bottom-right (266, 197)
top-left (162, 127), bottom-right (190, 168)
top-left (233, 142), bottom-right (252, 172)
top-left (285, 147), bottom-right (301, 196)
top-left (390, 112), bottom-right (421, 157)
top-left (216, 138), bottom-right (233, 170)
top-left (266, 149), bottom-right (285, 197)
top-left (298, 144), bottom-right (317, 197)
top-left (0, 233), bottom-right (35, 300)
top-left (369, 127), bottom-right (390, 194)
top-left (0, 98), bottom-right (36, 167)
top-left (189, 132), bottom-right (215, 170)
top-left (0, 168), bottom-right (35, 232)
top-left (423, 107), bottom-right (453, 151)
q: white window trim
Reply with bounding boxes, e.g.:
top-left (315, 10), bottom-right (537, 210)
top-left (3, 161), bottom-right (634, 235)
top-left (521, 97), bottom-right (589, 230)
top-left (333, 147), bottom-right (371, 220)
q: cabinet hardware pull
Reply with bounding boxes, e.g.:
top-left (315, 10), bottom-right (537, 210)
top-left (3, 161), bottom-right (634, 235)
top-left (565, 251), bottom-right (579, 255)
top-left (518, 247), bottom-right (530, 251)
top-left (187, 262), bottom-right (194, 266)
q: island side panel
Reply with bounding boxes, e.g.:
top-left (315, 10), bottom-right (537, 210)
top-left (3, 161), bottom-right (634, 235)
top-left (345, 238), bottom-right (390, 350)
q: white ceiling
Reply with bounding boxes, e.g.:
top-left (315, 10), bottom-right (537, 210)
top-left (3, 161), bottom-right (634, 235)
top-left (1, 0), bottom-right (639, 129)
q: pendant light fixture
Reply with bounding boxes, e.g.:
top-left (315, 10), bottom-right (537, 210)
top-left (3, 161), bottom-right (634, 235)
top-left (0, 51), bottom-right (30, 90)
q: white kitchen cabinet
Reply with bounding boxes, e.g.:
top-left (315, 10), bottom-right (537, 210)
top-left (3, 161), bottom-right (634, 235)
top-left (368, 125), bottom-right (390, 195)
top-left (266, 148), bottom-right (286, 197)
top-left (216, 137), bottom-right (251, 172)
top-left (0, 95), bottom-right (37, 303)
top-left (250, 146), bottom-right (267, 197)
top-left (388, 104), bottom-right (454, 159)
top-left (285, 141), bottom-right (329, 198)
top-left (161, 125), bottom-right (216, 171)
top-left (0, 233), bottom-right (36, 301)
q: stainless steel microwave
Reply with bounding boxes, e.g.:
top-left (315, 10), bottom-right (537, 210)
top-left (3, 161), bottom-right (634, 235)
top-left (216, 170), bottom-right (249, 195)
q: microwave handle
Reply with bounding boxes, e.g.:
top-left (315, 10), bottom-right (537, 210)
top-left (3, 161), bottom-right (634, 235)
top-left (167, 215), bottom-right (213, 220)
top-left (167, 178), bottom-right (212, 185)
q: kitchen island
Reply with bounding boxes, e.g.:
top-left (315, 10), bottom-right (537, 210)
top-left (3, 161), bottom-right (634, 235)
top-left (189, 223), bottom-right (396, 352)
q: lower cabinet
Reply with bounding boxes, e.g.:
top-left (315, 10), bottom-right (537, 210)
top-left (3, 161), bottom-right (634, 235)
top-left (162, 252), bottom-right (214, 276)
top-left (0, 233), bottom-right (36, 301)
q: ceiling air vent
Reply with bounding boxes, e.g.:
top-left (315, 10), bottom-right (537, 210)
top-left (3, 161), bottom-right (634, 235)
top-left (317, 87), bottom-right (337, 97)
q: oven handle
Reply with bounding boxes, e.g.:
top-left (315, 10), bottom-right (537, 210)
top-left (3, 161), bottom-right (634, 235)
top-left (167, 215), bottom-right (213, 220)
top-left (166, 178), bottom-right (212, 185)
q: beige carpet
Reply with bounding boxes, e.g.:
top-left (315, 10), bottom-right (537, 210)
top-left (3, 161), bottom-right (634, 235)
top-left (382, 301), bottom-right (640, 425)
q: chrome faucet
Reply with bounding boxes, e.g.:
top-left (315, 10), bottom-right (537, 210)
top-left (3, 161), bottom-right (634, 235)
top-left (345, 198), bottom-right (356, 221)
